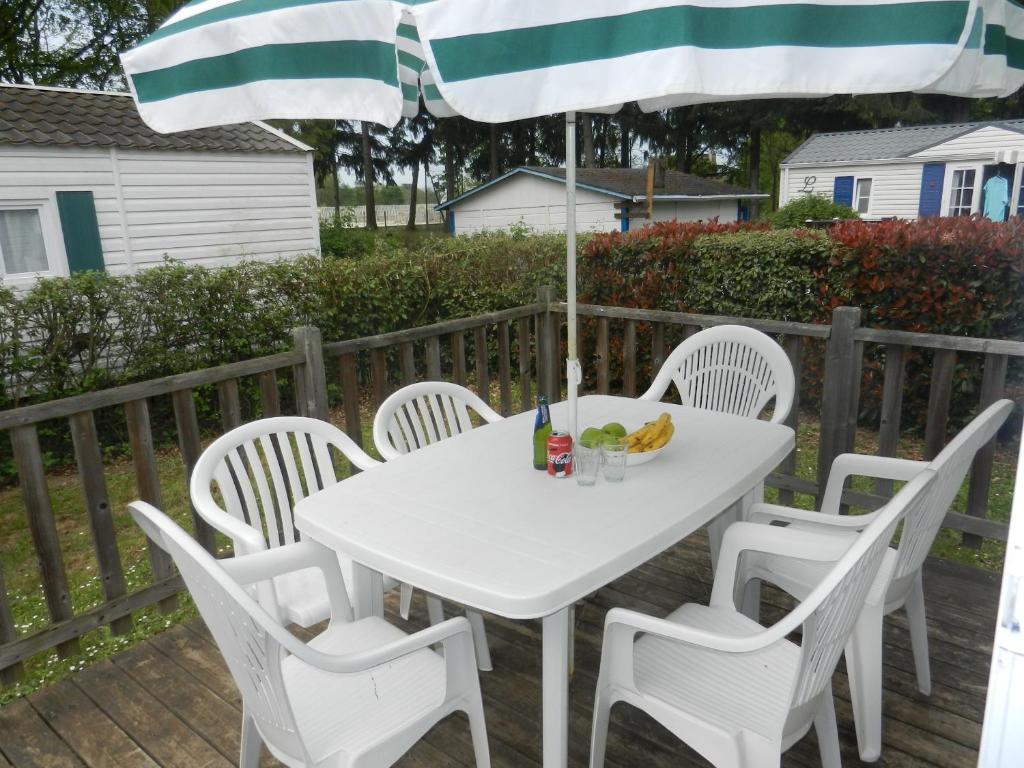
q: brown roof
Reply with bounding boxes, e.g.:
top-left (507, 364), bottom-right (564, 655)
top-left (523, 166), bottom-right (762, 198)
top-left (0, 85), bottom-right (306, 153)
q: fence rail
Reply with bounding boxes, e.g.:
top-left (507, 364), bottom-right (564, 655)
top-left (0, 288), bottom-right (1019, 683)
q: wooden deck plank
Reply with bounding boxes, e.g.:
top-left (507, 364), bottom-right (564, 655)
top-left (29, 679), bottom-right (158, 768)
top-left (147, 624), bottom-right (241, 709)
top-left (0, 698), bottom-right (85, 768)
top-left (0, 545), bottom-right (999, 768)
top-left (73, 660), bottom-right (232, 768)
top-left (113, 641), bottom-right (244, 766)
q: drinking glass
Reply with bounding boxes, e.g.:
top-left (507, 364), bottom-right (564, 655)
top-left (574, 444), bottom-right (601, 486)
top-left (602, 438), bottom-right (628, 483)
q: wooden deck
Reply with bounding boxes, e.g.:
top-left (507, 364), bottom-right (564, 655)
top-left (0, 532), bottom-right (1001, 768)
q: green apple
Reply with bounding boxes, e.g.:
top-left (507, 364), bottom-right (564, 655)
top-left (601, 422), bottom-right (627, 437)
top-left (580, 427), bottom-right (605, 448)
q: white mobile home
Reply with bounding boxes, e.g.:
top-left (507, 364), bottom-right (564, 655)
top-left (780, 119), bottom-right (1024, 221)
top-left (0, 84), bottom-right (319, 288)
top-left (437, 167), bottom-right (766, 235)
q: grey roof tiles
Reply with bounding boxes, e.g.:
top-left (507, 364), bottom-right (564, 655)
top-left (784, 119), bottom-right (1024, 164)
top-left (0, 85), bottom-right (304, 153)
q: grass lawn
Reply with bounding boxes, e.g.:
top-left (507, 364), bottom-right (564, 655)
top-left (0, 407), bottom-right (1017, 704)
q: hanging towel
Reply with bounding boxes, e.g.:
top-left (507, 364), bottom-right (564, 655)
top-left (983, 175), bottom-right (1009, 221)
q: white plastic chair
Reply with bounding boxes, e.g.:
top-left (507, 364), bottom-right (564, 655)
top-left (190, 416), bottom-right (402, 628)
top-left (373, 381), bottom-right (503, 460)
top-left (736, 398), bottom-right (1013, 761)
top-left (128, 501), bottom-right (490, 768)
top-left (589, 469), bottom-right (936, 768)
top-left (373, 382), bottom-right (501, 671)
top-left (641, 325), bottom-right (797, 571)
top-left (640, 324), bottom-right (795, 424)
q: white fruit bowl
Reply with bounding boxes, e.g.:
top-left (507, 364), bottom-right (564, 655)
top-left (621, 421), bottom-right (672, 465)
top-left (625, 445), bottom-right (666, 466)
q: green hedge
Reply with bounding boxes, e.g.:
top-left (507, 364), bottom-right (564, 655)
top-left (0, 232), bottom-right (565, 483)
top-left (579, 217), bottom-right (1023, 427)
top-left (2, 217), bottom-right (1020, 482)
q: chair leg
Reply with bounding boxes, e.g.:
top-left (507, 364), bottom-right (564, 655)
top-left (466, 694), bottom-right (492, 767)
top-left (399, 582), bottom-right (413, 620)
top-left (467, 610), bottom-right (493, 671)
top-left (740, 578), bottom-right (761, 622)
top-left (426, 595), bottom-right (445, 626)
top-left (240, 708), bottom-right (262, 768)
top-left (845, 602), bottom-right (885, 761)
top-left (905, 571), bottom-right (931, 696)
top-left (589, 687), bottom-right (612, 768)
top-left (813, 686), bottom-right (842, 768)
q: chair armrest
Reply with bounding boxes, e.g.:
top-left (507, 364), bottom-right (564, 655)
top-left (345, 447), bottom-right (381, 473)
top-left (747, 502), bottom-right (875, 531)
top-left (710, 522), bottom-right (855, 610)
top-left (603, 607), bottom-right (779, 654)
top-left (821, 454), bottom-right (926, 514)
top-left (287, 616), bottom-right (475, 675)
top-left (191, 496), bottom-right (266, 556)
top-left (220, 539), bottom-right (353, 622)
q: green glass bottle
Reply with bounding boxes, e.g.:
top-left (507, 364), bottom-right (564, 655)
top-left (532, 395), bottom-right (552, 470)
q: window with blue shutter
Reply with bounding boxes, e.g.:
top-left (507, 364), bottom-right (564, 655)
top-left (832, 176), bottom-right (854, 207)
top-left (918, 163), bottom-right (946, 217)
top-left (55, 191), bottom-right (104, 273)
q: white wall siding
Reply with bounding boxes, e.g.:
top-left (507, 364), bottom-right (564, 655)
top-left (117, 149), bottom-right (317, 267)
top-left (912, 126), bottom-right (1024, 159)
top-left (450, 174), bottom-right (619, 235)
top-left (0, 143), bottom-right (317, 286)
top-left (0, 146), bottom-right (126, 276)
top-left (779, 162), bottom-right (924, 219)
top-left (649, 199), bottom-right (738, 223)
top-left (448, 173), bottom-right (741, 235)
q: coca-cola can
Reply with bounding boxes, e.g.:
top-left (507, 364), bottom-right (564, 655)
top-left (547, 432), bottom-right (573, 478)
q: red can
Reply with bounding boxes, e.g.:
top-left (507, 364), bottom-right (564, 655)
top-left (547, 432), bottom-right (573, 478)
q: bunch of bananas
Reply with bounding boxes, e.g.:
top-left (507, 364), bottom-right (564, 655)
top-left (625, 412), bottom-right (674, 453)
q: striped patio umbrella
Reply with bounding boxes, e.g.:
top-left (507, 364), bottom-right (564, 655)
top-left (121, 0), bottom-right (1024, 435)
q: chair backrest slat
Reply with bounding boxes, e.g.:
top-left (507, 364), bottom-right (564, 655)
top-left (894, 399), bottom-right (1013, 582)
top-left (643, 325), bottom-right (795, 425)
top-left (243, 439), bottom-right (284, 547)
top-left (373, 382), bottom-right (503, 462)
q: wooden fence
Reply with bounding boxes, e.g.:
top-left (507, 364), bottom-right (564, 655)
top-left (0, 287), bottom-right (1019, 684)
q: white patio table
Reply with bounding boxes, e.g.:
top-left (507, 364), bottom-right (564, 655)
top-left (294, 394), bottom-right (794, 767)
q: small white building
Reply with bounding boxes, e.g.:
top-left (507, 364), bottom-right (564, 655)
top-left (437, 166), bottom-right (765, 236)
top-left (0, 84), bottom-right (319, 288)
top-left (780, 119), bottom-right (1024, 221)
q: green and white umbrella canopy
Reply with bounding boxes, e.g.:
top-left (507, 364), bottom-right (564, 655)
top-left (121, 0), bottom-right (1024, 438)
top-left (122, 0), bottom-right (1024, 133)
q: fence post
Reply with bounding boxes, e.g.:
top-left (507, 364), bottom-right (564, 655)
top-left (816, 306), bottom-right (862, 509)
top-left (536, 286), bottom-right (558, 402)
top-left (292, 326), bottom-right (329, 421)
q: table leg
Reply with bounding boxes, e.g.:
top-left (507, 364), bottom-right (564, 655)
top-left (351, 563), bottom-right (384, 620)
top-left (542, 607), bottom-right (570, 768)
top-left (707, 485), bottom-right (761, 574)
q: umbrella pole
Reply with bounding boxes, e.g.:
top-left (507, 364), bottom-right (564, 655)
top-left (565, 111), bottom-right (581, 440)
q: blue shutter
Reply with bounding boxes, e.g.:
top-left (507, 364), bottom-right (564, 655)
top-left (832, 176), bottom-right (854, 207)
top-left (620, 204), bottom-right (629, 232)
top-left (446, 210), bottom-right (455, 235)
top-left (55, 191), bottom-right (105, 273)
top-left (918, 163), bottom-right (946, 217)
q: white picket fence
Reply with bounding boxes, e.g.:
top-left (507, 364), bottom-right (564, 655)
top-left (319, 204), bottom-right (444, 228)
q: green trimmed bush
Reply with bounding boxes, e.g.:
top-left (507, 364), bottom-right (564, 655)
top-left (764, 195), bottom-right (859, 228)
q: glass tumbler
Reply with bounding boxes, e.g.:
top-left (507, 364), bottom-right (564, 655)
top-left (602, 438), bottom-right (628, 483)
top-left (574, 444), bottom-right (601, 486)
